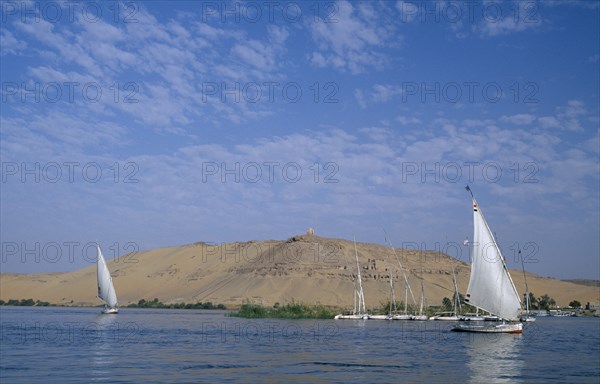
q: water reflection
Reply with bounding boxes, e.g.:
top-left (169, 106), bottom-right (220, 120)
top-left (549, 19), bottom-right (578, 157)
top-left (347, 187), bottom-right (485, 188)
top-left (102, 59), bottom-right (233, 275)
top-left (90, 314), bottom-right (118, 381)
top-left (466, 332), bottom-right (524, 383)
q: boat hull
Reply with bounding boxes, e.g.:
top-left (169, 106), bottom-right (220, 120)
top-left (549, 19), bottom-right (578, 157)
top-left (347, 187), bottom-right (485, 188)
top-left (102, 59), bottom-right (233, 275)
top-left (451, 322), bottom-right (523, 333)
top-left (102, 308), bottom-right (119, 315)
top-left (334, 314), bottom-right (368, 320)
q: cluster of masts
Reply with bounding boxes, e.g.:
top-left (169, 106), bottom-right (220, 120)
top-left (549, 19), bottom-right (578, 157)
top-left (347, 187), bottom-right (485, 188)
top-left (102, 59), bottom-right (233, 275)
top-left (334, 235), bottom-right (535, 323)
top-left (333, 236), bottom-right (454, 322)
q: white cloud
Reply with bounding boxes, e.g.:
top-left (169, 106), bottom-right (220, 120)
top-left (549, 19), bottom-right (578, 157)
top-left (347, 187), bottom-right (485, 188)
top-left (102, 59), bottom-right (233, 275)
top-left (476, 2), bottom-right (542, 37)
top-left (308, 0), bottom-right (393, 73)
top-left (77, 18), bottom-right (125, 43)
top-left (462, 119), bottom-right (494, 127)
top-left (354, 84), bottom-right (403, 108)
top-left (268, 25), bottom-right (289, 45)
top-left (543, 99), bottom-right (590, 132)
top-left (0, 29), bottom-right (27, 55)
top-left (354, 89), bottom-right (367, 109)
top-left (231, 39), bottom-right (277, 70)
top-left (16, 19), bottom-right (102, 76)
top-left (499, 101), bottom-right (592, 133)
top-left (500, 113), bottom-right (536, 125)
top-left (564, 100), bottom-right (586, 118)
top-left (396, 116), bottom-right (422, 125)
top-left (372, 84), bottom-right (402, 103)
top-left (538, 116), bottom-right (561, 129)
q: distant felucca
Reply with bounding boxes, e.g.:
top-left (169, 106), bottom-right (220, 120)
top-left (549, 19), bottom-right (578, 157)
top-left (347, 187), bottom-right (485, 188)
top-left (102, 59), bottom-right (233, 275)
top-left (519, 249), bottom-right (536, 322)
top-left (384, 231), bottom-right (416, 320)
top-left (97, 245), bottom-right (119, 315)
top-left (430, 268), bottom-right (461, 321)
top-left (452, 186), bottom-right (523, 333)
top-left (334, 237), bottom-right (368, 320)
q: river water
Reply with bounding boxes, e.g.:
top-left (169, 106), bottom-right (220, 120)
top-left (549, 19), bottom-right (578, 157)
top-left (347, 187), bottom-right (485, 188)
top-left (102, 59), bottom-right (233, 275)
top-left (1, 307), bottom-right (598, 383)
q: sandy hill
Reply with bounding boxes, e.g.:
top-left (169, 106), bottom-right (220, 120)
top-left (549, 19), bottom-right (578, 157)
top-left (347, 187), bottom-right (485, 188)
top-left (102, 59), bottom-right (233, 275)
top-left (1, 235), bottom-right (598, 309)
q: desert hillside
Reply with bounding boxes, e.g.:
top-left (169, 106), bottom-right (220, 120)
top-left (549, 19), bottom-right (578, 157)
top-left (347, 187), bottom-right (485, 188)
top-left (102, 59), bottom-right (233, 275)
top-left (1, 235), bottom-right (598, 309)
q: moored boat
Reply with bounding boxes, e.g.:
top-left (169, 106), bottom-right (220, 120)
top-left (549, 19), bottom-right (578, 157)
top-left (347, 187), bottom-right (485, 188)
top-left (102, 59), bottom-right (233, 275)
top-left (430, 312), bottom-right (460, 321)
top-left (334, 237), bottom-right (369, 320)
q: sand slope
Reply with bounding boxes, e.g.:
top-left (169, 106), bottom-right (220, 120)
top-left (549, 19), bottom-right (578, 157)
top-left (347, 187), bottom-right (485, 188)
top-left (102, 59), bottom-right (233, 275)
top-left (1, 235), bottom-right (598, 308)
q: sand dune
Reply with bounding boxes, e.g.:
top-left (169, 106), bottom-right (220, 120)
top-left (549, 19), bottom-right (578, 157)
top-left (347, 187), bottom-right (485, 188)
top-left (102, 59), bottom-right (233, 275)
top-left (1, 235), bottom-right (598, 309)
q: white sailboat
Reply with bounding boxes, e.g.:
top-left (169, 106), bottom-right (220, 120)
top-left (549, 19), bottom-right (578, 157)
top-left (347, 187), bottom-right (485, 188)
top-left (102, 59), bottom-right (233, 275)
top-left (411, 278), bottom-right (428, 321)
top-left (392, 279), bottom-right (413, 320)
top-left (430, 268), bottom-right (461, 321)
top-left (334, 237), bottom-right (369, 320)
top-left (410, 253), bottom-right (428, 321)
top-left (452, 186), bottom-right (523, 333)
top-left (519, 249), bottom-right (536, 322)
top-left (369, 254), bottom-right (397, 320)
top-left (383, 232), bottom-right (415, 320)
top-left (97, 245), bottom-right (119, 314)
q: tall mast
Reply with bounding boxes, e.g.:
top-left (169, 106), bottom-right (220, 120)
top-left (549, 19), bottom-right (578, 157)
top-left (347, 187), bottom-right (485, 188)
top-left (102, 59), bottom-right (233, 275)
top-left (388, 263), bottom-right (396, 315)
top-left (520, 249), bottom-right (531, 314)
top-left (383, 230), bottom-right (417, 308)
top-left (452, 267), bottom-right (461, 316)
top-left (353, 237), bottom-right (366, 314)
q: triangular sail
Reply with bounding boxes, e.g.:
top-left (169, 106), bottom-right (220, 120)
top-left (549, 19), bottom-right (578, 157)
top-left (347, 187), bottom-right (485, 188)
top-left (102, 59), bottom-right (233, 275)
top-left (465, 198), bottom-right (521, 321)
top-left (97, 246), bottom-right (118, 308)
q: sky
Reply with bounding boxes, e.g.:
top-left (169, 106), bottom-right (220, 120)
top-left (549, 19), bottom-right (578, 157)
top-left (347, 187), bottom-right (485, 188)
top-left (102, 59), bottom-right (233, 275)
top-left (1, 0), bottom-right (598, 280)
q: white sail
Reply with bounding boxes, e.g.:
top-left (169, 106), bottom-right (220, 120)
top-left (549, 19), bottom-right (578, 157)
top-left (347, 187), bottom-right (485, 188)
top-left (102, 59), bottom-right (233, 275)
top-left (465, 198), bottom-right (522, 321)
top-left (97, 246), bottom-right (118, 309)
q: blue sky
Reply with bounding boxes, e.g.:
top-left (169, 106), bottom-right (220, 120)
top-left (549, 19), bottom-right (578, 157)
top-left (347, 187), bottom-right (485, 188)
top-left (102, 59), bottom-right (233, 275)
top-left (1, 0), bottom-right (598, 280)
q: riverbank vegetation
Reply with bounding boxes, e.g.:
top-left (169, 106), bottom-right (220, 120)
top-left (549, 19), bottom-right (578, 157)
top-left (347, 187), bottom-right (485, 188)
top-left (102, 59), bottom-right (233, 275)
top-left (126, 298), bottom-right (226, 309)
top-left (231, 301), bottom-right (338, 319)
top-left (0, 298), bottom-right (226, 310)
top-left (0, 299), bottom-right (51, 306)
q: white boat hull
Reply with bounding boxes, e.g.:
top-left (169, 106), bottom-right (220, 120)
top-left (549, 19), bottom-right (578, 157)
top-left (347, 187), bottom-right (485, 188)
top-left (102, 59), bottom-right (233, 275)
top-left (102, 307), bottom-right (119, 315)
top-left (430, 316), bottom-right (460, 321)
top-left (411, 315), bottom-right (429, 321)
top-left (334, 314), bottom-right (368, 320)
top-left (391, 314), bottom-right (413, 320)
top-left (451, 322), bottom-right (523, 334)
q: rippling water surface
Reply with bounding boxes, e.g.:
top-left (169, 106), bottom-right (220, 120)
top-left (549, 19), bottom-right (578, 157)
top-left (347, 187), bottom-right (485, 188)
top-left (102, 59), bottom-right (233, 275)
top-left (1, 307), bottom-right (599, 383)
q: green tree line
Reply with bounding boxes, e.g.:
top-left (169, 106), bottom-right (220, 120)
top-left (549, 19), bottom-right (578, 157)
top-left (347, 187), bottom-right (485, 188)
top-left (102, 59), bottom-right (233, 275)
top-left (126, 298), bottom-right (226, 310)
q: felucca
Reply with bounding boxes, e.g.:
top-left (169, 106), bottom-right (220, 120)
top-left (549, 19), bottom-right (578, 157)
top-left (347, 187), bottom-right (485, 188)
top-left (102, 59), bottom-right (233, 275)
top-left (97, 245), bottom-right (119, 314)
top-left (452, 186), bottom-right (523, 333)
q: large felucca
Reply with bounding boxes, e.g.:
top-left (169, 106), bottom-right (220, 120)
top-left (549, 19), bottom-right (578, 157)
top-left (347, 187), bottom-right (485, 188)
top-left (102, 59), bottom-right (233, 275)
top-left (452, 186), bottom-right (523, 333)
